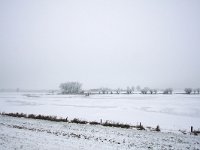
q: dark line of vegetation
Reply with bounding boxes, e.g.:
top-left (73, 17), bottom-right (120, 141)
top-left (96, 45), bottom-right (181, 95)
top-left (0, 112), bottom-right (161, 131)
top-left (102, 121), bottom-right (130, 129)
top-left (71, 118), bottom-right (88, 124)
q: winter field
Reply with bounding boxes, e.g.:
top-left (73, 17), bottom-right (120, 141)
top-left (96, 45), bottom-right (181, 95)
top-left (0, 92), bottom-right (200, 132)
top-left (0, 92), bottom-right (200, 149)
top-left (1, 115), bottom-right (200, 150)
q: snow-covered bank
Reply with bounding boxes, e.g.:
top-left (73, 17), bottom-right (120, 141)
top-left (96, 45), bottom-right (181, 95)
top-left (0, 92), bottom-right (200, 131)
top-left (0, 115), bottom-right (200, 150)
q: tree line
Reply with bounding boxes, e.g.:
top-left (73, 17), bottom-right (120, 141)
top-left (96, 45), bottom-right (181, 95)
top-left (59, 82), bottom-right (200, 95)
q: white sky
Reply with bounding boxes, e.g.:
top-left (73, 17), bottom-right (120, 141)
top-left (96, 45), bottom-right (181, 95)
top-left (0, 0), bottom-right (200, 90)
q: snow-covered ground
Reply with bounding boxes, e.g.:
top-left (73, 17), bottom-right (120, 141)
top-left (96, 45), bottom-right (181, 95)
top-left (0, 92), bottom-right (200, 131)
top-left (0, 115), bottom-right (200, 150)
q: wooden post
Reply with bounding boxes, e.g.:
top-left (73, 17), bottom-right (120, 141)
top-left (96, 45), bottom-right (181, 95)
top-left (140, 122), bottom-right (141, 127)
top-left (191, 126), bottom-right (193, 132)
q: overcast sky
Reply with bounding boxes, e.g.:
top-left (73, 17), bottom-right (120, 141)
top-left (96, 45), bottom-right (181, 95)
top-left (0, 0), bottom-right (200, 90)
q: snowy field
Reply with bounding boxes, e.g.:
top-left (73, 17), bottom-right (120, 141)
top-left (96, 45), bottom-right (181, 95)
top-left (0, 92), bottom-right (200, 132)
top-left (0, 115), bottom-right (200, 150)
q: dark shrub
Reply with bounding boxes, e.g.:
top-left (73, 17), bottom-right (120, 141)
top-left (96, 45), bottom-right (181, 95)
top-left (155, 125), bottom-right (160, 132)
top-left (71, 118), bottom-right (88, 124)
top-left (102, 121), bottom-right (130, 129)
top-left (89, 121), bottom-right (100, 125)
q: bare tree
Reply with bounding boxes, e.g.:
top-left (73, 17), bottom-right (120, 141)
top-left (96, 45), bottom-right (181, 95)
top-left (153, 89), bottom-right (158, 94)
top-left (141, 87), bottom-right (149, 94)
top-left (100, 88), bottom-right (110, 94)
top-left (101, 88), bottom-right (106, 94)
top-left (193, 89), bottom-right (197, 94)
top-left (149, 89), bottom-right (158, 94)
top-left (197, 88), bottom-right (200, 94)
top-left (116, 88), bottom-right (121, 94)
top-left (184, 88), bottom-right (192, 94)
top-left (131, 86), bottom-right (135, 94)
top-left (136, 85), bottom-right (141, 91)
top-left (60, 82), bottom-right (82, 94)
top-left (163, 88), bottom-right (173, 94)
top-left (126, 86), bottom-right (131, 94)
top-left (149, 89), bottom-right (154, 94)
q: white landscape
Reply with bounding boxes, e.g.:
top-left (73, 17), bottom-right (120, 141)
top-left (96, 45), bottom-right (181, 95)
top-left (1, 92), bottom-right (200, 131)
top-left (0, 92), bottom-right (200, 149)
top-left (1, 0), bottom-right (200, 149)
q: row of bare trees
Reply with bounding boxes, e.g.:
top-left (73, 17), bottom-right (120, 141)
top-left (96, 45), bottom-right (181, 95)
top-left (59, 82), bottom-right (200, 95)
top-left (184, 88), bottom-right (200, 94)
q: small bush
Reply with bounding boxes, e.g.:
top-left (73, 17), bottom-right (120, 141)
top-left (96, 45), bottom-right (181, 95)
top-left (28, 114), bottom-right (36, 119)
top-left (155, 125), bottom-right (161, 132)
top-left (57, 117), bottom-right (67, 122)
top-left (71, 118), bottom-right (88, 124)
top-left (102, 121), bottom-right (130, 129)
top-left (89, 121), bottom-right (100, 125)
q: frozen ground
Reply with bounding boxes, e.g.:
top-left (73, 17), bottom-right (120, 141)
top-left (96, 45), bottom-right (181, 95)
top-left (0, 92), bottom-right (200, 131)
top-left (0, 115), bottom-right (200, 150)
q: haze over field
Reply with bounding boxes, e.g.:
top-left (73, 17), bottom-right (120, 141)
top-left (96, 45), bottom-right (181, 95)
top-left (0, 0), bottom-right (200, 90)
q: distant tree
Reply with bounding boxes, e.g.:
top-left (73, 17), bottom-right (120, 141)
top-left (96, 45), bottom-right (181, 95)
top-left (126, 86), bottom-right (132, 94)
top-left (197, 88), bottom-right (200, 94)
top-left (85, 92), bottom-right (90, 96)
top-left (136, 86), bottom-right (141, 91)
top-left (101, 88), bottom-right (106, 94)
top-left (149, 89), bottom-right (154, 94)
top-left (116, 88), bottom-right (121, 94)
top-left (141, 87), bottom-right (149, 94)
top-left (153, 89), bottom-right (158, 94)
top-left (100, 88), bottom-right (110, 94)
top-left (184, 88), bottom-right (192, 94)
top-left (193, 89), bottom-right (197, 94)
top-left (163, 88), bottom-right (173, 94)
top-left (149, 89), bottom-right (158, 94)
top-left (131, 86), bottom-right (135, 93)
top-left (59, 82), bottom-right (82, 94)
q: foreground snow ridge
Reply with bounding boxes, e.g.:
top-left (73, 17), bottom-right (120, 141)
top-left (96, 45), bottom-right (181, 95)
top-left (0, 115), bottom-right (200, 150)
